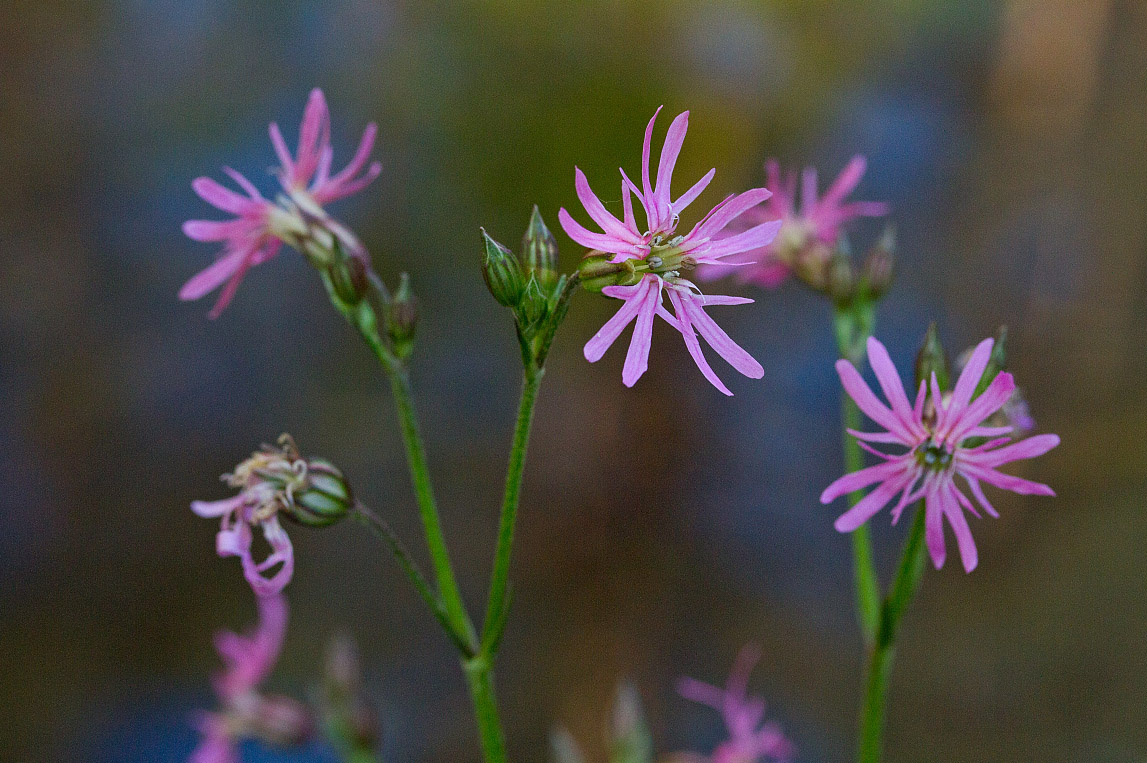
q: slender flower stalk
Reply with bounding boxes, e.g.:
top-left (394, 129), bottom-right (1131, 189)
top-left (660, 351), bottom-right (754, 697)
top-left (697, 156), bottom-right (888, 289)
top-left (677, 645), bottom-right (795, 763)
top-left (562, 108), bottom-right (781, 394)
top-left (181, 88), bottom-right (379, 317)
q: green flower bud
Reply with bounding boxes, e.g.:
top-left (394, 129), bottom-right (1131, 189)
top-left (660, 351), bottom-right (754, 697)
top-left (518, 275), bottom-right (548, 326)
top-left (609, 682), bottom-right (653, 763)
top-left (860, 225), bottom-right (896, 300)
top-left (481, 228), bottom-right (525, 307)
top-left (521, 205), bottom-right (559, 288)
top-left (915, 322), bottom-right (950, 389)
top-left (328, 248), bottom-right (369, 306)
top-left (827, 246), bottom-right (855, 304)
top-left (385, 272), bottom-right (418, 358)
top-left (576, 252), bottom-right (640, 292)
top-left (972, 325), bottom-right (1007, 399)
top-left (242, 435), bottom-right (355, 528)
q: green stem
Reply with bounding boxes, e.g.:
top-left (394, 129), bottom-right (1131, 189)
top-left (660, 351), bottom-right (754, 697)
top-left (834, 304), bottom-right (881, 645)
top-left (464, 656), bottom-right (509, 763)
top-left (858, 505), bottom-right (928, 763)
top-left (481, 366), bottom-right (544, 654)
top-left (353, 503), bottom-right (474, 656)
top-left (384, 360), bottom-right (478, 651)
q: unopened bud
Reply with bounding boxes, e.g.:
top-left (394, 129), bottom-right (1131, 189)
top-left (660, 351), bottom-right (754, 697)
top-left (576, 252), bottom-right (640, 292)
top-left (610, 682), bottom-right (652, 759)
top-left (386, 272), bottom-right (418, 357)
top-left (481, 229), bottom-right (525, 307)
top-left (826, 247), bottom-right (855, 303)
top-left (522, 205), bottom-right (559, 288)
top-left (915, 323), bottom-right (950, 390)
top-left (328, 248), bottom-right (369, 305)
top-left (860, 226), bottom-right (895, 299)
top-left (519, 275), bottom-right (548, 326)
top-left (973, 325), bottom-right (1007, 398)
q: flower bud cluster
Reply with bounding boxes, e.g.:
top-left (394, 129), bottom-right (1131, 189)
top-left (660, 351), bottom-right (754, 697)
top-left (481, 207), bottom-right (575, 368)
top-left (811, 226), bottom-right (896, 307)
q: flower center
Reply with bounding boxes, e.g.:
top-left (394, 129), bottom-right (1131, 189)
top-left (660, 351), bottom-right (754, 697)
top-left (914, 440), bottom-right (954, 471)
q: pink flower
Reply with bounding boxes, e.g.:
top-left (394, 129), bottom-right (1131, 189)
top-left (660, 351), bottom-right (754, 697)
top-left (182, 89), bottom-right (381, 318)
top-left (192, 447), bottom-right (302, 596)
top-left (677, 645), bottom-right (795, 763)
top-left (190, 593), bottom-right (310, 762)
top-left (561, 108), bottom-right (780, 393)
top-left (697, 156), bottom-right (888, 288)
top-left (821, 336), bottom-right (1060, 572)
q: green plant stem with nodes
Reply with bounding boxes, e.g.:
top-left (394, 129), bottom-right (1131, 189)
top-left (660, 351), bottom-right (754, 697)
top-left (319, 251), bottom-right (577, 763)
top-left (833, 300), bottom-right (931, 763)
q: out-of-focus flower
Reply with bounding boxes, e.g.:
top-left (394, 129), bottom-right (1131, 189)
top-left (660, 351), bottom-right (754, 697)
top-left (561, 108), bottom-right (780, 393)
top-left (181, 88), bottom-right (380, 317)
top-left (698, 156), bottom-right (888, 290)
top-left (676, 645), bottom-right (794, 763)
top-left (821, 336), bottom-right (1060, 572)
top-left (190, 593), bottom-right (312, 762)
top-left (192, 435), bottom-right (353, 595)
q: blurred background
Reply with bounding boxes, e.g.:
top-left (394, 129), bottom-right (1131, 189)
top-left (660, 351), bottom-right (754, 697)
top-left (1, 0), bottom-right (1144, 760)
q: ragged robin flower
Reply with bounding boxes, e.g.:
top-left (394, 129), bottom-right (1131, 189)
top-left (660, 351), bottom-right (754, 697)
top-left (676, 645), bottom-right (794, 763)
top-left (821, 336), bottom-right (1060, 572)
top-left (561, 107), bottom-right (783, 395)
top-left (697, 156), bottom-right (888, 290)
top-left (181, 88), bottom-right (380, 317)
top-left (190, 593), bottom-right (312, 763)
top-left (191, 435), bottom-right (353, 595)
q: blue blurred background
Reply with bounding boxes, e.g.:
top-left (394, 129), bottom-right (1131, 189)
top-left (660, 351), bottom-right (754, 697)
top-left (1, 0), bottom-right (1144, 760)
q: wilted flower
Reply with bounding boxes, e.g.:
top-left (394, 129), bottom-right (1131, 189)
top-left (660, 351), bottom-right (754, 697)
top-left (191, 435), bottom-right (353, 595)
top-left (190, 593), bottom-right (312, 763)
top-left (561, 108), bottom-right (780, 394)
top-left (821, 336), bottom-right (1060, 572)
top-left (181, 88), bottom-right (380, 317)
top-left (698, 156), bottom-right (888, 289)
top-left (676, 645), bottom-right (794, 763)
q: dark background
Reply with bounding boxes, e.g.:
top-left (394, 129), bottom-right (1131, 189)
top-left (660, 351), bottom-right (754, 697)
top-left (1, 1), bottom-right (1144, 761)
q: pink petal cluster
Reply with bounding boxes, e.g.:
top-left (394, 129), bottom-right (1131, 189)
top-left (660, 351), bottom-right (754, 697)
top-left (821, 336), bottom-right (1060, 572)
top-left (677, 645), bottom-right (794, 763)
top-left (191, 593), bottom-right (310, 763)
top-left (698, 156), bottom-right (888, 288)
top-left (181, 89), bottom-right (381, 317)
top-left (191, 453), bottom-right (299, 596)
top-left (560, 108), bottom-right (781, 394)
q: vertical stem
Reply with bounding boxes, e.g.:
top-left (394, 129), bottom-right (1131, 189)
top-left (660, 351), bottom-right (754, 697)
top-left (464, 656), bottom-right (509, 763)
top-left (858, 505), bottom-right (928, 763)
top-left (385, 361), bottom-right (477, 650)
top-left (481, 366), bottom-right (544, 651)
top-left (834, 305), bottom-right (881, 645)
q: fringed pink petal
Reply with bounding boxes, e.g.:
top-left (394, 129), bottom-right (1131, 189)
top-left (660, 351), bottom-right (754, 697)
top-left (696, 220), bottom-right (783, 262)
top-left (819, 155), bottom-right (866, 209)
top-left (835, 359), bottom-right (915, 443)
top-left (962, 433), bottom-right (1060, 468)
top-left (672, 167), bottom-right (715, 217)
top-left (179, 247), bottom-right (250, 302)
top-left (191, 495), bottom-right (245, 518)
top-left (683, 294), bottom-right (763, 380)
top-left (574, 167), bottom-right (640, 243)
top-left (558, 208), bottom-right (635, 254)
top-left (641, 106), bottom-right (663, 229)
top-left (949, 337), bottom-right (995, 416)
top-left (667, 288), bottom-right (732, 395)
top-left (924, 486), bottom-right (947, 569)
top-left (583, 278), bottom-right (653, 362)
top-left (940, 481), bottom-right (979, 572)
top-left (621, 277), bottom-right (661, 387)
top-left (192, 177), bottom-right (262, 215)
top-left (654, 110), bottom-right (690, 221)
top-left (833, 466), bottom-right (916, 532)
